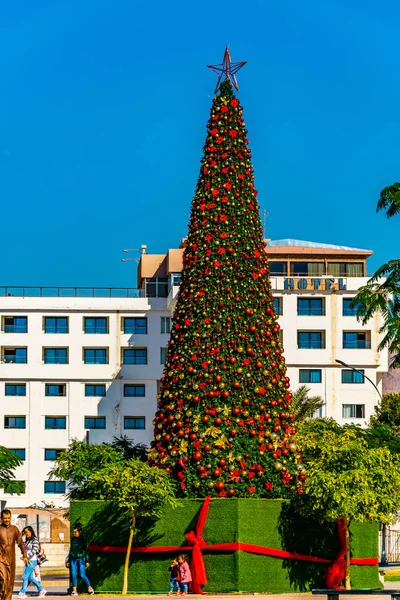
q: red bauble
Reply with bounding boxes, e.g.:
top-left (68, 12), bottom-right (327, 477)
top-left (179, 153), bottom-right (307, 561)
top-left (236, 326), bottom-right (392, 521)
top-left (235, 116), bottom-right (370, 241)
top-left (250, 429), bottom-right (257, 437)
top-left (202, 415), bottom-right (210, 423)
top-left (193, 395), bottom-right (200, 403)
top-left (222, 390), bottom-right (230, 398)
top-left (176, 421), bottom-right (183, 428)
top-left (233, 381), bottom-right (240, 389)
top-left (219, 459), bottom-right (226, 467)
top-left (193, 452), bottom-right (203, 461)
top-left (227, 488), bottom-right (235, 496)
top-left (164, 434), bottom-right (171, 442)
top-left (189, 433), bottom-right (197, 441)
top-left (204, 443), bottom-right (211, 451)
top-left (243, 398), bottom-right (250, 405)
top-left (177, 429), bottom-right (185, 438)
top-left (215, 417), bottom-right (222, 426)
top-left (215, 481), bottom-right (225, 491)
top-left (213, 469), bottom-right (222, 478)
top-left (230, 429), bottom-right (238, 437)
top-left (232, 407), bottom-right (241, 415)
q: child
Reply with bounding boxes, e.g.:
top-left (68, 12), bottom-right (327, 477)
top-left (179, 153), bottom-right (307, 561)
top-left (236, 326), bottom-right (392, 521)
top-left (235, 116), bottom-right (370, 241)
top-left (168, 557), bottom-right (180, 595)
top-left (177, 554), bottom-right (192, 596)
top-left (18, 526), bottom-right (47, 598)
top-left (66, 523), bottom-right (94, 596)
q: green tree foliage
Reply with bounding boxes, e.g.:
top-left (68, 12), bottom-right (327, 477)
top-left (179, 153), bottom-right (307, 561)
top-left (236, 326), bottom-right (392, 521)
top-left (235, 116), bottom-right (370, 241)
top-left (49, 440), bottom-right (124, 499)
top-left (111, 435), bottom-right (148, 461)
top-left (0, 446), bottom-right (23, 493)
top-left (352, 184), bottom-right (400, 368)
top-left (150, 80), bottom-right (301, 498)
top-left (290, 385), bottom-right (324, 422)
top-left (88, 460), bottom-right (177, 595)
top-left (296, 419), bottom-right (400, 588)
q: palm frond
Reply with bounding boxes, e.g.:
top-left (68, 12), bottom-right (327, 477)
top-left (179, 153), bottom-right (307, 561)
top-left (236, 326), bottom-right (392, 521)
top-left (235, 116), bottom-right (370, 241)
top-left (291, 385), bottom-right (325, 422)
top-left (378, 183), bottom-right (400, 218)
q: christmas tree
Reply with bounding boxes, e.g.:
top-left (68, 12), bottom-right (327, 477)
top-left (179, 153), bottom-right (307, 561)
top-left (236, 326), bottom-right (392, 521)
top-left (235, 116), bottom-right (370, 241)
top-left (150, 55), bottom-right (303, 498)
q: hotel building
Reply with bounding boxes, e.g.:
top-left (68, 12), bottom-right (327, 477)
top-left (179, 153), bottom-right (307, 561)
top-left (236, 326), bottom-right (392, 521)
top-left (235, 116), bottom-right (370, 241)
top-left (0, 239), bottom-right (387, 507)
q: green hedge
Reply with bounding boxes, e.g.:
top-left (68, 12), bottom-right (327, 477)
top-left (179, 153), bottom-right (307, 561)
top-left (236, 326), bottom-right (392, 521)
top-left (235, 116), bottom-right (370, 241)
top-left (70, 499), bottom-right (380, 594)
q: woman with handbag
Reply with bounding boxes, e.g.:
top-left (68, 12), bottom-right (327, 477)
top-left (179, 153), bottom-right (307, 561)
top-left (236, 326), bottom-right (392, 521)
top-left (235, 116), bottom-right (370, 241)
top-left (17, 527), bottom-right (47, 598)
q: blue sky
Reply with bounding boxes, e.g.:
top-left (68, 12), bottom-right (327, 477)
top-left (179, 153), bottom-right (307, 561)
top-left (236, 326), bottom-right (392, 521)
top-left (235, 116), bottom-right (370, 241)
top-left (1, 0), bottom-right (399, 287)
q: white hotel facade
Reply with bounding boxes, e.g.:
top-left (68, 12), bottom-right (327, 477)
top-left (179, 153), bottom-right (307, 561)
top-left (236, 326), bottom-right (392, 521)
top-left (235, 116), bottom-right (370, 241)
top-left (0, 239), bottom-right (388, 508)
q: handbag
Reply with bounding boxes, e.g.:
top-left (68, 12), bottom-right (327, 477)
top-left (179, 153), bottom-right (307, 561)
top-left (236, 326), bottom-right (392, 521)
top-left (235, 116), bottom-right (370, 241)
top-left (37, 544), bottom-right (48, 566)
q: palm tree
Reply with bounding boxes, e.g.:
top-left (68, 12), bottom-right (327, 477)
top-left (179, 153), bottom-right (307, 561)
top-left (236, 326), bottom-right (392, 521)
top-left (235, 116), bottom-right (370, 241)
top-left (290, 385), bottom-right (325, 422)
top-left (352, 183), bottom-right (400, 368)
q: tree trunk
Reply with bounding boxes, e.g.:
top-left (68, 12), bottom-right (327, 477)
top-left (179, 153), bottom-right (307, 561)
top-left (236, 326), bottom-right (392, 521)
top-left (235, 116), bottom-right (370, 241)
top-left (344, 516), bottom-right (351, 589)
top-left (122, 507), bottom-right (136, 595)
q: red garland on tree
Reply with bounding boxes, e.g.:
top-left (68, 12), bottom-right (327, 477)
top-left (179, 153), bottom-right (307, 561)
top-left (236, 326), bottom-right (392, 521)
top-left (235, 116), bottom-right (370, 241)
top-left (149, 77), bottom-right (304, 498)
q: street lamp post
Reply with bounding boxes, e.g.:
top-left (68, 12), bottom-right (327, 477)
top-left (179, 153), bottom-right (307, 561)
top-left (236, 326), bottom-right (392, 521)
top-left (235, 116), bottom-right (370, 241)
top-left (335, 358), bottom-right (386, 564)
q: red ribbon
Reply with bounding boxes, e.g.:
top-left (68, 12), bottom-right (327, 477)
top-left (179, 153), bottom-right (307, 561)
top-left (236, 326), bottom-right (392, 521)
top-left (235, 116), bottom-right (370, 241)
top-left (89, 497), bottom-right (377, 594)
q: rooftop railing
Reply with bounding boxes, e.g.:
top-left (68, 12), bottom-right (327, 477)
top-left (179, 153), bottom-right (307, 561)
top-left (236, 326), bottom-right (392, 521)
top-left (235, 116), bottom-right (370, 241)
top-left (0, 287), bottom-right (146, 298)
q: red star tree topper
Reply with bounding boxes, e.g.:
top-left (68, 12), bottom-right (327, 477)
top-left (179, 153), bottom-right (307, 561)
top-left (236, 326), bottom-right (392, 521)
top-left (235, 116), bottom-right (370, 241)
top-left (149, 79), bottom-right (304, 498)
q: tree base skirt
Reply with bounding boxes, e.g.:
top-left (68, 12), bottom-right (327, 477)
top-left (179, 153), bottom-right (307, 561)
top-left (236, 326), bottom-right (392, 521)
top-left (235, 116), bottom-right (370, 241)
top-left (70, 498), bottom-right (381, 593)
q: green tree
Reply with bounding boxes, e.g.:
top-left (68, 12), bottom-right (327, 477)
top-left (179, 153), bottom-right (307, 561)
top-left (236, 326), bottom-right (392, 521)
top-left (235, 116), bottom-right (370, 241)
top-left (296, 419), bottom-right (400, 588)
top-left (0, 446), bottom-right (23, 493)
top-left (87, 460), bottom-right (176, 595)
top-left (370, 392), bottom-right (400, 429)
top-left (290, 385), bottom-right (324, 422)
top-left (48, 440), bottom-right (124, 499)
top-left (352, 183), bottom-right (400, 367)
top-left (150, 79), bottom-right (301, 498)
top-left (111, 435), bottom-right (148, 462)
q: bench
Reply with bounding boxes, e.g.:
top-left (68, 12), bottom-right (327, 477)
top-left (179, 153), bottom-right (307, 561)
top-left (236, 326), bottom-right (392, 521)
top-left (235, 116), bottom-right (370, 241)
top-left (312, 590), bottom-right (400, 600)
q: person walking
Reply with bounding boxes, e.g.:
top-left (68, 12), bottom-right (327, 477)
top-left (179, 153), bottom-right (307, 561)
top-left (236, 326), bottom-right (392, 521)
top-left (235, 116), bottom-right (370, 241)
top-left (177, 554), bottom-right (192, 596)
top-left (0, 509), bottom-right (28, 600)
top-left (18, 526), bottom-right (46, 598)
top-left (66, 523), bottom-right (94, 596)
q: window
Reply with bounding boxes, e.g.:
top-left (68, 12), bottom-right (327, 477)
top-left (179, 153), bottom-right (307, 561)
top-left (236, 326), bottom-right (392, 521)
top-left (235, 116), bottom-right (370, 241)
top-left (160, 347), bottom-right (167, 364)
top-left (290, 262), bottom-right (325, 276)
top-left (45, 449), bottom-right (64, 461)
top-left (297, 298), bottom-right (325, 316)
top-left (273, 297), bottom-right (283, 316)
top-left (43, 348), bottom-right (68, 364)
top-left (269, 261), bottom-right (287, 276)
top-left (299, 369), bottom-right (322, 383)
top-left (311, 407), bottom-right (323, 418)
top-left (2, 348), bottom-right (27, 364)
top-left (123, 317), bottom-right (147, 334)
top-left (5, 384), bottom-right (26, 396)
top-left (9, 449), bottom-right (25, 461)
top-left (44, 317), bottom-right (68, 334)
top-left (3, 317), bottom-right (27, 333)
top-left (124, 384), bottom-right (145, 397)
top-left (3, 481), bottom-right (25, 494)
top-left (342, 404), bottom-right (365, 419)
top-left (342, 299), bottom-right (363, 317)
top-left (328, 262), bottom-right (364, 277)
top-left (84, 317), bottom-right (108, 334)
top-left (83, 348), bottom-right (108, 364)
top-left (122, 348), bottom-right (147, 365)
top-left (5, 416), bottom-right (26, 429)
top-left (45, 384), bottom-right (66, 397)
top-left (124, 417), bottom-right (145, 430)
top-left (161, 317), bottom-right (171, 334)
top-left (84, 416), bottom-right (106, 429)
top-left (342, 369), bottom-right (365, 384)
top-left (343, 332), bottom-right (371, 349)
top-left (297, 331), bottom-right (325, 349)
top-left (45, 416), bottom-right (66, 429)
top-left (144, 278), bottom-right (168, 298)
top-left (85, 384), bottom-right (106, 397)
top-left (44, 481), bottom-right (66, 494)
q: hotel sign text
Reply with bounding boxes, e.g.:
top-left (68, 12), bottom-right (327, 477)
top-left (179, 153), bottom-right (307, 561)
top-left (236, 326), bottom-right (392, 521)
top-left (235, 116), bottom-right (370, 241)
top-left (283, 278), bottom-right (347, 291)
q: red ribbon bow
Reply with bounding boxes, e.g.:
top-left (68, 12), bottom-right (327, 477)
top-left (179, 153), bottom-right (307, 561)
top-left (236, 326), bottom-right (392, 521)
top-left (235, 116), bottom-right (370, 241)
top-left (185, 496), bottom-right (210, 593)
